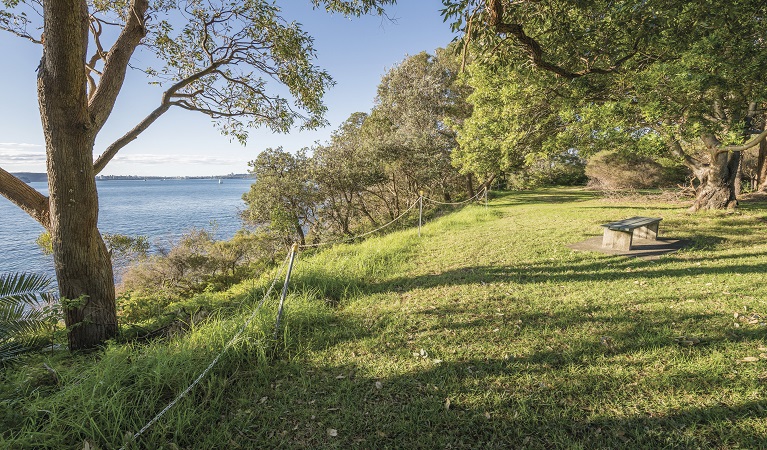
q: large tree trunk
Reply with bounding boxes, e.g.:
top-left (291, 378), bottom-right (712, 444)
top-left (690, 149), bottom-right (740, 212)
top-left (39, 0), bottom-right (118, 350)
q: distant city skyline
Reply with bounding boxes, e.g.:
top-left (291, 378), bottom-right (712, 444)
top-left (0, 1), bottom-right (456, 177)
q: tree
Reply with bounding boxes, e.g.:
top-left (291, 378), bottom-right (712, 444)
top-left (312, 112), bottom-right (388, 235)
top-left (0, 0), bottom-right (394, 350)
top-left (442, 0), bottom-right (767, 210)
top-left (370, 48), bottom-right (474, 200)
top-left (451, 61), bottom-right (568, 185)
top-left (242, 147), bottom-right (318, 245)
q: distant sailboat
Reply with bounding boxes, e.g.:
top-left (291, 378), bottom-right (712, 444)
top-left (218, 179), bottom-right (223, 184)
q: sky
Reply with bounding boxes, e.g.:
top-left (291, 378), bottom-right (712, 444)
top-left (0, 1), bottom-right (457, 177)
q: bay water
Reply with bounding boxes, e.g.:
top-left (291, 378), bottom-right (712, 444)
top-left (0, 178), bottom-right (254, 278)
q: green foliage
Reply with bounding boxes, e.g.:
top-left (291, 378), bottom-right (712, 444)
top-left (37, 231), bottom-right (149, 260)
top-left (444, 0), bottom-right (767, 205)
top-left (452, 62), bottom-right (567, 181)
top-left (312, 112), bottom-right (389, 236)
top-left (0, 273), bottom-right (58, 362)
top-left (505, 151), bottom-right (588, 190)
top-left (371, 47), bottom-right (473, 196)
top-left (145, 0), bottom-right (334, 142)
top-left (242, 147), bottom-right (318, 244)
top-left (117, 229), bottom-right (282, 323)
top-left (243, 48), bottom-right (477, 244)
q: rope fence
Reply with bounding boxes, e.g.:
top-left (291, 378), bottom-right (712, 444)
top-left (421, 186), bottom-right (487, 206)
top-left (118, 252), bottom-right (292, 450)
top-left (118, 185), bottom-right (489, 447)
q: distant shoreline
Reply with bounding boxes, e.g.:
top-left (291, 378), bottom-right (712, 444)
top-left (11, 173), bottom-right (255, 182)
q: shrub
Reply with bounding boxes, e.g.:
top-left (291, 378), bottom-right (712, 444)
top-left (585, 150), bottom-right (688, 190)
top-left (506, 151), bottom-right (588, 189)
top-left (117, 229), bottom-right (284, 323)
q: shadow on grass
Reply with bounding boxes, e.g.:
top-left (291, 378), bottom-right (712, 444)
top-left (370, 252), bottom-right (767, 294)
top-left (218, 341), bottom-right (767, 449)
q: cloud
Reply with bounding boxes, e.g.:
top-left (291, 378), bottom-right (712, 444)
top-left (0, 143), bottom-right (46, 165)
top-left (112, 153), bottom-right (245, 166)
top-left (0, 144), bottom-right (244, 168)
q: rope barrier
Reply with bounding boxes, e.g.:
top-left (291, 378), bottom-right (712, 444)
top-left (298, 198), bottom-right (420, 249)
top-left (119, 252), bottom-right (291, 450)
top-left (421, 186), bottom-right (486, 206)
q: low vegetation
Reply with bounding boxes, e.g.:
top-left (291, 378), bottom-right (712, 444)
top-left (2, 188), bottom-right (767, 448)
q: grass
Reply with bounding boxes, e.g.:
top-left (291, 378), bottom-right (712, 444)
top-left (2, 187), bottom-right (767, 449)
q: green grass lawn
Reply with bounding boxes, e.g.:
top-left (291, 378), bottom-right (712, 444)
top-left (3, 188), bottom-right (767, 449)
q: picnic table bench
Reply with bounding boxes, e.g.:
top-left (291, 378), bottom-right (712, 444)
top-left (601, 216), bottom-right (662, 251)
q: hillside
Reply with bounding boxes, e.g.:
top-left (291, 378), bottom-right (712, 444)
top-left (3, 188), bottom-right (767, 449)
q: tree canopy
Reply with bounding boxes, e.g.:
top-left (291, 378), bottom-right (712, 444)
top-left (443, 0), bottom-right (767, 209)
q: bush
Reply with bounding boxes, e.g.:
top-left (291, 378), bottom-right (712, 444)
top-left (585, 150), bottom-right (689, 190)
top-left (117, 229), bottom-right (284, 323)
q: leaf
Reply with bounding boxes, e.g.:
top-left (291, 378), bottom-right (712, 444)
top-left (327, 428), bottom-right (338, 437)
top-left (740, 356), bottom-right (759, 362)
top-left (375, 381), bottom-right (382, 389)
top-left (444, 398), bottom-right (451, 410)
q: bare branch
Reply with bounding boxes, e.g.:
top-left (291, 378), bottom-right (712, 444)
top-left (88, 0), bottom-right (149, 132)
top-left (0, 167), bottom-right (50, 228)
top-left (94, 61), bottom-right (226, 174)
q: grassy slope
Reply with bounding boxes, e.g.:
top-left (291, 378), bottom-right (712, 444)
top-left (2, 188), bottom-right (767, 449)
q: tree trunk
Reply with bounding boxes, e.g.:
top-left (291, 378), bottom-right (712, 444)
top-left (39, 0), bottom-right (117, 350)
top-left (758, 139), bottom-right (767, 191)
top-left (689, 151), bottom-right (739, 211)
top-left (465, 174), bottom-right (475, 199)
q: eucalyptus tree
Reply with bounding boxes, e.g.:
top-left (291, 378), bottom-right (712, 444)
top-left (442, 0), bottom-right (767, 210)
top-left (0, 0), bottom-right (394, 350)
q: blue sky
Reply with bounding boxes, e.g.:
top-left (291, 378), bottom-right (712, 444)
top-left (0, 1), bottom-right (456, 177)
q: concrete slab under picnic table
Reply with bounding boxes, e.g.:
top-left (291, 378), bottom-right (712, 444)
top-left (568, 236), bottom-right (688, 259)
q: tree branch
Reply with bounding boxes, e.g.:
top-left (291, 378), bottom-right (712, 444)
top-left (0, 167), bottom-right (50, 228)
top-left (87, 0), bottom-right (149, 132)
top-left (484, 0), bottom-right (636, 80)
top-left (94, 61), bottom-right (225, 174)
top-left (715, 128), bottom-right (767, 155)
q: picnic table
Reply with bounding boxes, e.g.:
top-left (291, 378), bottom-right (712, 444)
top-left (601, 216), bottom-right (662, 251)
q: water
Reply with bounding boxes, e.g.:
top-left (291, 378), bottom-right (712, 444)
top-left (0, 178), bottom-right (254, 277)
